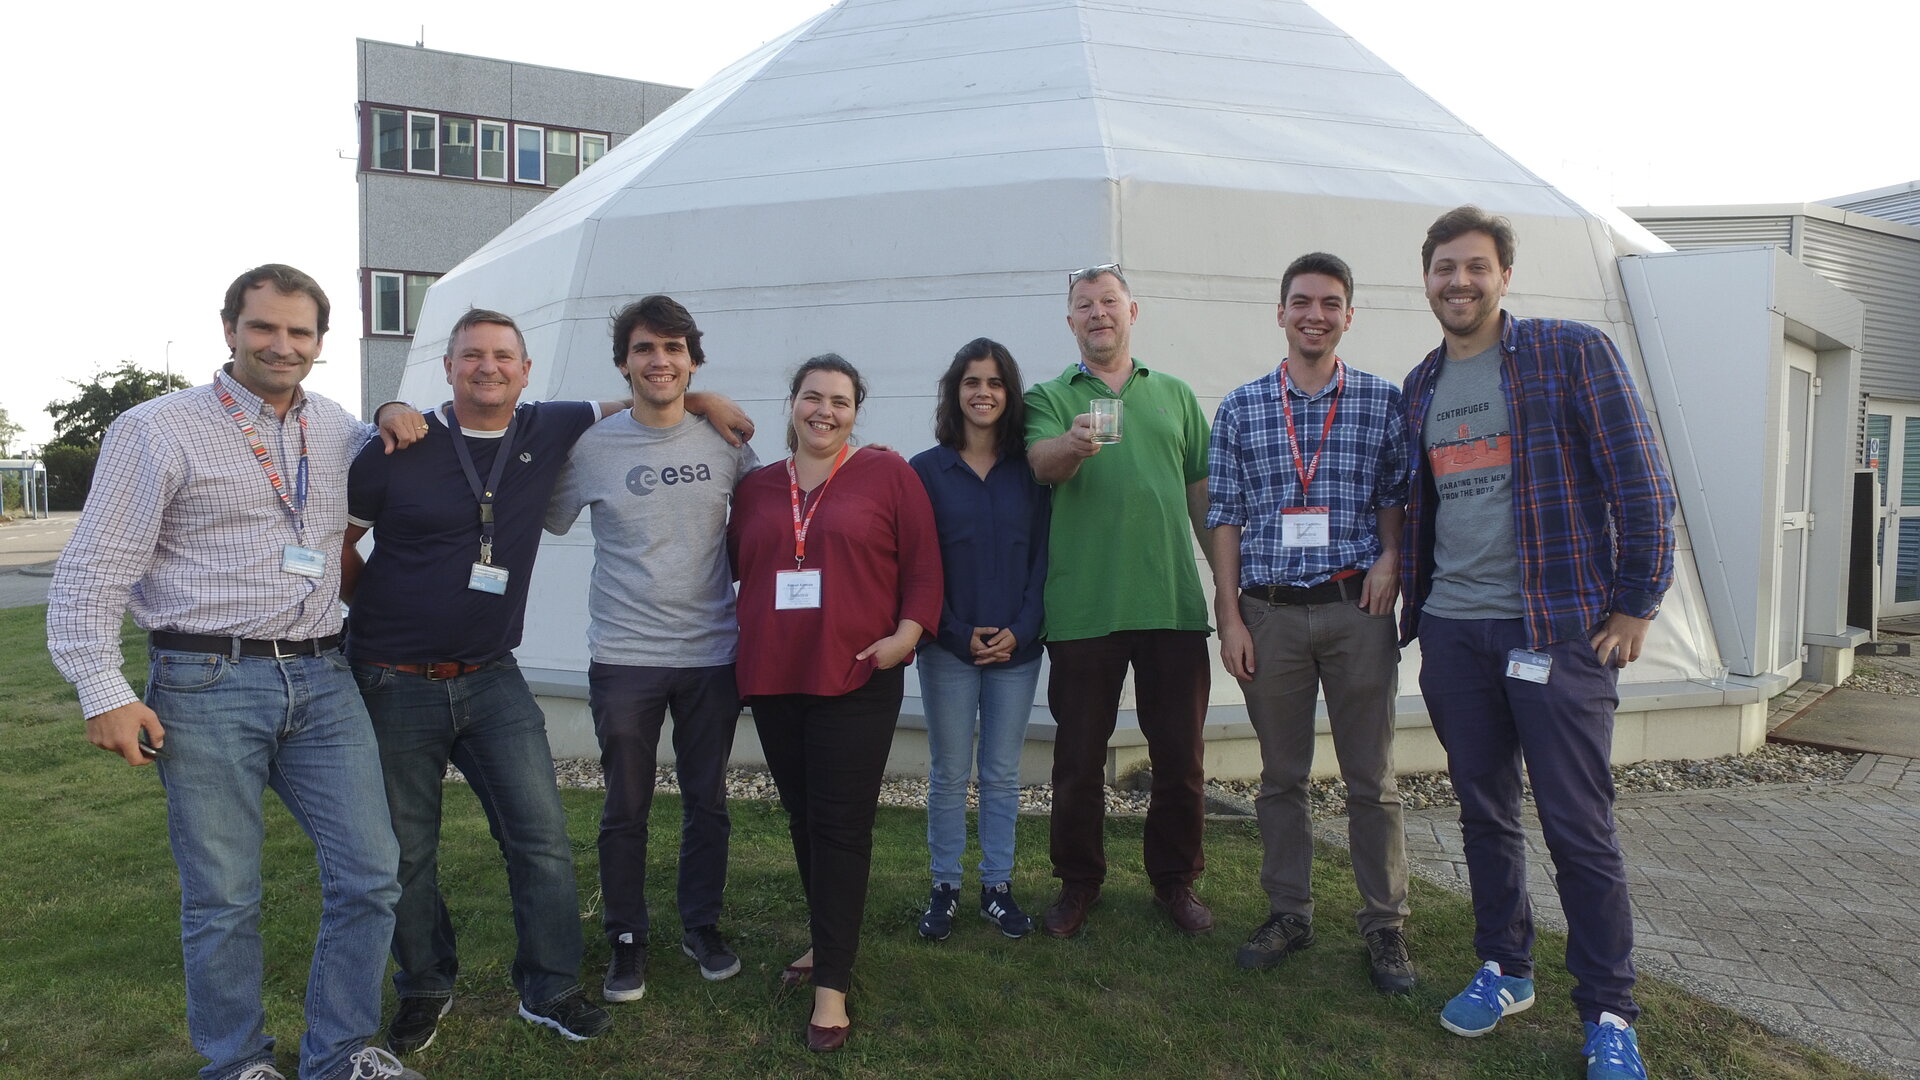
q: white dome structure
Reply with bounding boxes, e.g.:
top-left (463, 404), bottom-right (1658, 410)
top-left (397, 0), bottom-right (1831, 775)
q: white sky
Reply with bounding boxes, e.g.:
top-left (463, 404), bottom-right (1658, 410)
top-left (2, 0), bottom-right (1911, 449)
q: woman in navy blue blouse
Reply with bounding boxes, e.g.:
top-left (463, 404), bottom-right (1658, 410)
top-left (908, 338), bottom-right (1051, 941)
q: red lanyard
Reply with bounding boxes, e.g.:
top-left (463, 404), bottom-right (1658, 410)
top-left (217, 386), bottom-right (309, 535)
top-left (1278, 359), bottom-right (1344, 502)
top-left (785, 443), bottom-right (853, 567)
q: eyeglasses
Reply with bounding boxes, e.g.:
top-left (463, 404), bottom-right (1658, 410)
top-left (1067, 263), bottom-right (1124, 286)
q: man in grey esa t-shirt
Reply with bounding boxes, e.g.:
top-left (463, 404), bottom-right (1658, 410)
top-left (544, 296), bottom-right (759, 1001)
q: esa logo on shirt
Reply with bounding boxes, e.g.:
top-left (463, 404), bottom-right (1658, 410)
top-left (626, 462), bottom-right (716, 496)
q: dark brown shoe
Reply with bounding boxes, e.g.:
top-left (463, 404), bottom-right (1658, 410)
top-left (806, 1022), bottom-right (850, 1052)
top-left (1153, 883), bottom-right (1214, 935)
top-left (1042, 883), bottom-right (1100, 938)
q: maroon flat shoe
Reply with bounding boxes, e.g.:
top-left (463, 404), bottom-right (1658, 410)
top-left (806, 1021), bottom-right (850, 1052)
top-left (779, 963), bottom-right (813, 987)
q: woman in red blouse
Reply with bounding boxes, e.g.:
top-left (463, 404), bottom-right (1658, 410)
top-left (727, 353), bottom-right (942, 1052)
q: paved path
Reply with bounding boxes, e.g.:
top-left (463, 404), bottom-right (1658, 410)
top-left (0, 511), bottom-right (74, 610)
top-left (1354, 757), bottom-right (1920, 1079)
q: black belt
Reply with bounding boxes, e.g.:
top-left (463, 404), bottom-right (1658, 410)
top-left (1241, 578), bottom-right (1355, 606)
top-left (149, 630), bottom-right (343, 658)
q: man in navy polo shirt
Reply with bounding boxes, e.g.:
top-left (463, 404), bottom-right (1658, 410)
top-left (1207, 251), bottom-right (1413, 994)
top-left (341, 308), bottom-right (750, 1056)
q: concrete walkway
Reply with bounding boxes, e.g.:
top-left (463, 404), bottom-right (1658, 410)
top-left (0, 510), bottom-right (74, 610)
top-left (1344, 645), bottom-right (1920, 1080)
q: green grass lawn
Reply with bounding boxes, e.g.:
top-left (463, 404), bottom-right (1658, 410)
top-left (0, 604), bottom-right (1875, 1079)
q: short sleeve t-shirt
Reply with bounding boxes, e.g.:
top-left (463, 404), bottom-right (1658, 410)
top-left (545, 411), bottom-right (758, 668)
top-left (1421, 347), bottom-right (1524, 619)
top-left (347, 399), bottom-right (598, 664)
top-left (1023, 360), bottom-right (1211, 642)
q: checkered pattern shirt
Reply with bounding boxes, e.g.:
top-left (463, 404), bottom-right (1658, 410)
top-left (1399, 313), bottom-right (1677, 648)
top-left (47, 369), bottom-right (375, 718)
top-left (1206, 361), bottom-right (1408, 588)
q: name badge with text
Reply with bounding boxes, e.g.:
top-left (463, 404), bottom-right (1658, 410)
top-left (1505, 649), bottom-right (1552, 684)
top-left (1281, 507), bottom-right (1331, 548)
top-left (469, 563), bottom-right (510, 595)
top-left (776, 569), bottom-right (823, 610)
top-left (282, 545), bottom-right (327, 578)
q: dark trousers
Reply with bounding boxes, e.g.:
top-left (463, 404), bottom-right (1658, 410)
top-left (587, 662), bottom-right (740, 942)
top-left (1045, 629), bottom-right (1210, 888)
top-left (750, 665), bottom-right (904, 994)
top-left (1417, 614), bottom-right (1638, 1024)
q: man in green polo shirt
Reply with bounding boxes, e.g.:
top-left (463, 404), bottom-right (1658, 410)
top-left (1026, 263), bottom-right (1215, 939)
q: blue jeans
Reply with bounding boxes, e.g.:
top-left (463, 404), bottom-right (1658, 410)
top-left (1416, 615), bottom-right (1638, 1024)
top-left (353, 656), bottom-right (583, 1008)
top-left (917, 647), bottom-right (1041, 887)
top-left (148, 647), bottom-right (401, 1080)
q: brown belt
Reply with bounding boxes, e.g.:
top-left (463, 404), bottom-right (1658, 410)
top-left (1241, 577), bottom-right (1356, 606)
top-left (365, 660), bottom-right (488, 680)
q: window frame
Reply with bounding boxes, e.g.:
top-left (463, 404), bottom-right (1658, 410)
top-left (581, 132), bottom-right (609, 172)
top-left (477, 120), bottom-right (509, 182)
top-left (407, 111), bottom-right (440, 175)
top-left (514, 124), bottom-right (545, 185)
top-left (370, 108), bottom-right (407, 172)
top-left (369, 271), bottom-right (406, 336)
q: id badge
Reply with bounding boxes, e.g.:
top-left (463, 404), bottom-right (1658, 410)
top-left (468, 562), bottom-right (510, 595)
top-left (1281, 507), bottom-right (1331, 548)
top-left (282, 545), bottom-right (327, 578)
top-left (775, 569), bottom-right (823, 610)
top-left (1505, 649), bottom-right (1552, 684)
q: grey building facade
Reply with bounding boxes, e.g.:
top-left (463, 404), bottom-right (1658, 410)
top-left (1627, 187), bottom-right (1920, 615)
top-left (356, 39), bottom-right (688, 413)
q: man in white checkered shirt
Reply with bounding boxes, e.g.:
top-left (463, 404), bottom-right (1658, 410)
top-left (47, 265), bottom-right (431, 1080)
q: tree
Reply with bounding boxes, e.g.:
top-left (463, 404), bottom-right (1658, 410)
top-left (0, 405), bottom-right (22, 457)
top-left (46, 364), bottom-right (190, 450)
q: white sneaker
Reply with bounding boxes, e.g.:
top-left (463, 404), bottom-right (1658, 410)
top-left (346, 1045), bottom-right (427, 1079)
top-left (235, 1065), bottom-right (287, 1080)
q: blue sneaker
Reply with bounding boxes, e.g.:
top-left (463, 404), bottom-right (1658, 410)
top-left (1583, 1015), bottom-right (1647, 1080)
top-left (1439, 961), bottom-right (1535, 1037)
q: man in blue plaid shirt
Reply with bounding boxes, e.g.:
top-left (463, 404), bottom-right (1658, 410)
top-left (1402, 207), bottom-right (1673, 1080)
top-left (1206, 251), bottom-right (1414, 994)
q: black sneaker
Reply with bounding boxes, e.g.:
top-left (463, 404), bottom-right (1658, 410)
top-left (385, 995), bottom-right (451, 1055)
top-left (602, 933), bottom-right (647, 1003)
top-left (517, 988), bottom-right (613, 1041)
top-left (1235, 913), bottom-right (1315, 970)
top-left (918, 883), bottom-right (961, 940)
top-left (979, 882), bottom-right (1034, 938)
top-left (680, 925), bottom-right (742, 981)
top-left (1365, 926), bottom-right (1417, 994)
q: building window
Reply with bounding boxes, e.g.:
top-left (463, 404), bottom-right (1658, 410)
top-left (478, 121), bottom-right (507, 181)
top-left (440, 117), bottom-right (475, 179)
top-left (545, 130), bottom-right (579, 187)
top-left (372, 109), bottom-right (406, 171)
top-left (369, 271), bottom-right (441, 336)
top-left (515, 125), bottom-right (544, 184)
top-left (581, 133), bottom-right (608, 172)
top-left (408, 112), bottom-right (439, 174)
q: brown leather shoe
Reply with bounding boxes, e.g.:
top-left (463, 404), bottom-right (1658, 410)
top-left (1153, 883), bottom-right (1214, 935)
top-left (806, 1022), bottom-right (850, 1052)
top-left (1042, 883), bottom-right (1100, 938)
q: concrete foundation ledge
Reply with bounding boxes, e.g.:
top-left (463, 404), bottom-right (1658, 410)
top-left (525, 665), bottom-right (1784, 784)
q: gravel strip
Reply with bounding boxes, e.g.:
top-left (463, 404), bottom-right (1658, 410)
top-left (531, 740), bottom-right (1860, 820)
top-left (1850, 656), bottom-right (1920, 696)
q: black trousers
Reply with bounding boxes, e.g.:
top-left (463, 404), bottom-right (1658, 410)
top-left (749, 665), bottom-right (904, 993)
top-left (587, 662), bottom-right (740, 942)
